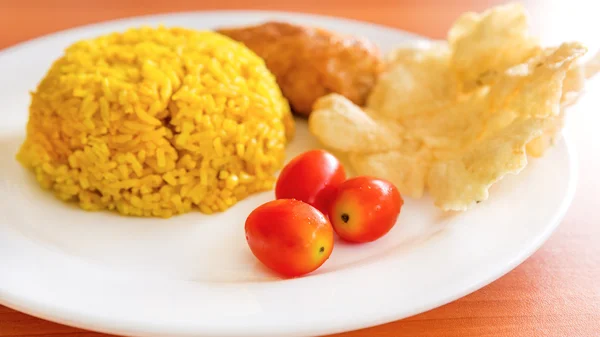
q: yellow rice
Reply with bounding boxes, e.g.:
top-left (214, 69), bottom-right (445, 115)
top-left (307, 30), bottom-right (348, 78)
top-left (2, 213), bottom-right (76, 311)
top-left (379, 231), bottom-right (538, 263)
top-left (16, 26), bottom-right (294, 218)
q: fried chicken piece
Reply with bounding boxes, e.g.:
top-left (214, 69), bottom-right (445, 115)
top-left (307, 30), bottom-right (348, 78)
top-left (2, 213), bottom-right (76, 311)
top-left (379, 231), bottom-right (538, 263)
top-left (218, 21), bottom-right (383, 117)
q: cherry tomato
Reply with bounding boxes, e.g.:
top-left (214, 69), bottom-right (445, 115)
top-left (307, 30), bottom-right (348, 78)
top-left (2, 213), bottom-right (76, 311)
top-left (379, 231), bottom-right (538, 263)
top-left (245, 199), bottom-right (334, 277)
top-left (275, 150), bottom-right (346, 215)
top-left (329, 176), bottom-right (403, 243)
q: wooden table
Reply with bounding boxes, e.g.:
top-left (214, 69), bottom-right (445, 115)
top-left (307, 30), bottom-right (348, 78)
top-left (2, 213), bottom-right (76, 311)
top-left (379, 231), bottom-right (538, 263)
top-left (1, 1), bottom-right (599, 336)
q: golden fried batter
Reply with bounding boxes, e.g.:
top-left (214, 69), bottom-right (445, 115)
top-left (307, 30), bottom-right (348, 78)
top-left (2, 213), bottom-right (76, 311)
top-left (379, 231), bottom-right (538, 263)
top-left (218, 21), bottom-right (382, 116)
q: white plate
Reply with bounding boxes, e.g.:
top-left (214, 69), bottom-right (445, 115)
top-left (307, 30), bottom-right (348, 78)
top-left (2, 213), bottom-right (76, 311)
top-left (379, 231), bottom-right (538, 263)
top-left (0, 11), bottom-right (577, 337)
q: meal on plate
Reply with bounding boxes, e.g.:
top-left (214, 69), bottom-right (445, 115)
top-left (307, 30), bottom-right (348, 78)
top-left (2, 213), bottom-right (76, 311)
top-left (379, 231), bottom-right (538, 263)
top-left (218, 21), bottom-right (383, 116)
top-left (11, 1), bottom-right (597, 278)
top-left (16, 27), bottom-right (294, 218)
top-left (309, 3), bottom-right (600, 211)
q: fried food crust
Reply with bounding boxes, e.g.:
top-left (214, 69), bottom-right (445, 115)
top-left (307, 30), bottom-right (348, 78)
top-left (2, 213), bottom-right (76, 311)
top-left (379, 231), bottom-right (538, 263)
top-left (218, 21), bottom-right (383, 116)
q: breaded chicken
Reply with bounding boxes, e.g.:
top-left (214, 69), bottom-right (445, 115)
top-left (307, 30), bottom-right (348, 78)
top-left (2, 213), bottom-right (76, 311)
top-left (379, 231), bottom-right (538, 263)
top-left (218, 21), bottom-right (382, 117)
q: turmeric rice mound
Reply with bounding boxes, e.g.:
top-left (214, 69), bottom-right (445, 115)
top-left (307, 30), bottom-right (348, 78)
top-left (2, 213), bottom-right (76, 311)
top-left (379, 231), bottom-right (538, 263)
top-left (17, 27), bottom-right (294, 218)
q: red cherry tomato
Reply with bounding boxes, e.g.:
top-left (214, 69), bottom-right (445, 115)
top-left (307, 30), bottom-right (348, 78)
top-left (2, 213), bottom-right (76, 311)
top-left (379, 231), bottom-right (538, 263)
top-left (245, 199), bottom-right (334, 277)
top-left (329, 176), bottom-right (403, 243)
top-left (275, 150), bottom-right (346, 215)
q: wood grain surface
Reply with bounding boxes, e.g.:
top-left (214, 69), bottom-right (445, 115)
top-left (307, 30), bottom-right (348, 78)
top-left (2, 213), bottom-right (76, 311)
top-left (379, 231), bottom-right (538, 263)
top-left (1, 1), bottom-right (599, 336)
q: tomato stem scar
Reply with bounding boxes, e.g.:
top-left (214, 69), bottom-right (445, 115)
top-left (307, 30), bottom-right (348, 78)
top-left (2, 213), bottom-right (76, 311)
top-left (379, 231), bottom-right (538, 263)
top-left (341, 213), bottom-right (349, 223)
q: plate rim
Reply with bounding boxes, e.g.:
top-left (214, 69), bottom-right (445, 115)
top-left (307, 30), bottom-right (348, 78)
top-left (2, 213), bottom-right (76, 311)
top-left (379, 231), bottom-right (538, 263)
top-left (0, 10), bottom-right (579, 337)
top-left (0, 9), bottom-right (421, 54)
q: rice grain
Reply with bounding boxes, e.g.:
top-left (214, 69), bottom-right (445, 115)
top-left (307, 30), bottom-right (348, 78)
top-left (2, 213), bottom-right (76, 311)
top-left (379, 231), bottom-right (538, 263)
top-left (17, 26), bottom-right (295, 218)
